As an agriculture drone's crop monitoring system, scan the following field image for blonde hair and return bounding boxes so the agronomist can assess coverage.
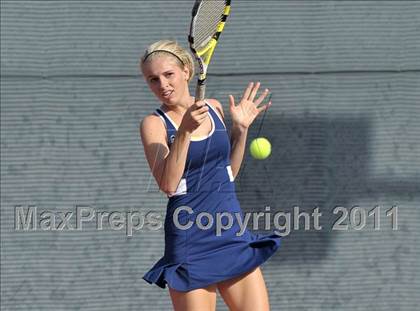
[140,40,195,82]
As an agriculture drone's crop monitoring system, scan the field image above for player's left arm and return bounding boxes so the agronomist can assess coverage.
[207,98,248,180]
[229,122,248,180]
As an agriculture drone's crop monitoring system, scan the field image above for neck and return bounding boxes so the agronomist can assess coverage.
[162,93,195,115]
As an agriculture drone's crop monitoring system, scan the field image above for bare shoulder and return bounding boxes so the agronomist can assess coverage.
[206,98,225,119]
[140,113,164,130]
[139,113,166,142]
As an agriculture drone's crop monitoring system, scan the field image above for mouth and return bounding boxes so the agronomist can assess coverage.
[161,90,174,98]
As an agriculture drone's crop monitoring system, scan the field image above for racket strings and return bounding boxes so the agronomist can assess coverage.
[192,0,227,49]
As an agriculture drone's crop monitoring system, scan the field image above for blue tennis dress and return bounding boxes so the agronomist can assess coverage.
[142,101,281,292]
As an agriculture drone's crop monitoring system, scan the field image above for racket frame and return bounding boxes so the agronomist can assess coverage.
[188,0,231,102]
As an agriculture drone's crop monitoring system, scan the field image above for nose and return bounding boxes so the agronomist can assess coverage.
[158,77,170,90]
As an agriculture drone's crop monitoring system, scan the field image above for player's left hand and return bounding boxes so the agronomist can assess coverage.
[229,81,272,130]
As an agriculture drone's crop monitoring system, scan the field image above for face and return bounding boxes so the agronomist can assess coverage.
[141,55,190,105]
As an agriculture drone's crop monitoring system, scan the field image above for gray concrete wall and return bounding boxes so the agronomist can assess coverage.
[1,1,419,310]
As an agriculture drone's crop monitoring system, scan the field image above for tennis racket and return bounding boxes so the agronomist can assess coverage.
[188,0,231,102]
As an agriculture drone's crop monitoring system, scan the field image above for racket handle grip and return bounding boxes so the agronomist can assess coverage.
[195,83,205,102]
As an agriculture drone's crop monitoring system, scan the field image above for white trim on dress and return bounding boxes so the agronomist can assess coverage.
[206,101,227,129]
[158,102,215,141]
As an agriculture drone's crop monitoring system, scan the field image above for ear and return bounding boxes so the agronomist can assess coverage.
[183,66,190,81]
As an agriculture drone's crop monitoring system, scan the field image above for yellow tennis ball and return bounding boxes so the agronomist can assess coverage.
[250,137,271,160]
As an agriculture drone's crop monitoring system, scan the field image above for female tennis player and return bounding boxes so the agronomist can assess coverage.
[139,39,281,311]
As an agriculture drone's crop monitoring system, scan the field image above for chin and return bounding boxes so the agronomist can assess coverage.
[165,96,179,105]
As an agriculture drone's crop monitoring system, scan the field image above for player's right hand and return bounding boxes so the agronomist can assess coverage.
[179,100,209,134]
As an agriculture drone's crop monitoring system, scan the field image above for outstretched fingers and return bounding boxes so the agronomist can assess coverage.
[240,82,254,102]
[228,94,235,108]
[255,88,270,107]
[257,100,272,114]
[248,81,261,102]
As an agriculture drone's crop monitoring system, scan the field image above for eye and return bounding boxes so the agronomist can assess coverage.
[149,77,158,83]
[165,72,174,78]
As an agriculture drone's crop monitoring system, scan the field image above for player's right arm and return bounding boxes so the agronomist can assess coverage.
[139,115,189,195]
[139,101,208,195]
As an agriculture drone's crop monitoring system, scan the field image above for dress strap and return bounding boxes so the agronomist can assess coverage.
[154,109,177,146]
[155,109,177,131]
[205,102,226,130]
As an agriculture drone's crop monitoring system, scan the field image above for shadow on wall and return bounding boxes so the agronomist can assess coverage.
[232,116,419,262]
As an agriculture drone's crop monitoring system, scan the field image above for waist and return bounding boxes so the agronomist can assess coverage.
[168,180,236,208]
[167,163,235,200]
